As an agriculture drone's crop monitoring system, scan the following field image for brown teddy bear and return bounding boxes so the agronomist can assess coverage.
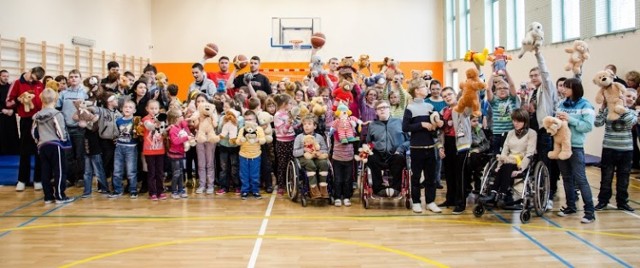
[564,40,590,75]
[408,70,423,90]
[542,116,572,160]
[196,102,220,144]
[72,100,99,128]
[303,134,328,160]
[309,96,327,117]
[17,91,36,113]
[219,112,239,144]
[357,54,370,70]
[46,80,59,92]
[454,68,486,117]
[594,70,626,121]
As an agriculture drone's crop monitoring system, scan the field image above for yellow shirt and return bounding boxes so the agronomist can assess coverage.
[236,125,266,159]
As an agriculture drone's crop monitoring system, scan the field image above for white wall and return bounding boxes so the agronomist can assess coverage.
[0,0,152,59]
[150,0,443,63]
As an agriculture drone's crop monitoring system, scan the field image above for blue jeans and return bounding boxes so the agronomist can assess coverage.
[599,148,632,205]
[556,147,594,213]
[240,156,261,194]
[113,144,138,194]
[83,154,108,195]
[170,158,185,194]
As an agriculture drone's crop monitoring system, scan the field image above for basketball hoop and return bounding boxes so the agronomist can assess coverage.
[289,39,303,50]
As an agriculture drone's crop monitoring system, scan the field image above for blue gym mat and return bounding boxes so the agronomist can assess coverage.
[0,155,34,185]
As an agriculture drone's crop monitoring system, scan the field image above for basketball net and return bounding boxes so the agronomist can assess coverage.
[289,39,303,50]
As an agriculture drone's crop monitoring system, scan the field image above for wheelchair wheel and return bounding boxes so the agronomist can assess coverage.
[479,158,499,197]
[473,204,485,217]
[520,209,531,223]
[286,160,298,201]
[533,161,550,216]
[300,193,308,207]
[405,197,411,209]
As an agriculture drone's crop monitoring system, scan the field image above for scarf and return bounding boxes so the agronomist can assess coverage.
[514,127,528,139]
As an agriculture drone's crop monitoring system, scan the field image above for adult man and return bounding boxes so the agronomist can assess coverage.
[188,63,216,98]
[227,56,272,95]
[0,70,19,155]
[205,56,232,96]
[5,66,45,191]
[56,69,89,187]
[101,61,120,84]
[366,100,409,198]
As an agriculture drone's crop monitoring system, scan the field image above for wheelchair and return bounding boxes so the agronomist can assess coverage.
[358,153,412,210]
[285,157,334,207]
[473,154,550,223]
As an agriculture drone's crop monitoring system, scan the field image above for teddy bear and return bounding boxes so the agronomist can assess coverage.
[542,116,572,160]
[133,116,145,138]
[430,111,444,128]
[463,48,489,66]
[496,154,524,168]
[284,81,296,97]
[454,68,487,117]
[353,143,374,163]
[357,54,370,70]
[219,112,239,144]
[46,79,59,92]
[83,76,104,104]
[309,55,327,78]
[408,70,423,90]
[564,40,590,75]
[383,58,401,82]
[518,21,544,59]
[236,121,265,145]
[594,69,627,121]
[487,46,512,76]
[256,111,274,143]
[422,70,434,81]
[309,96,327,117]
[364,74,386,87]
[333,80,355,109]
[72,99,99,128]
[298,102,310,118]
[332,103,361,144]
[303,134,328,160]
[17,91,35,113]
[195,102,220,144]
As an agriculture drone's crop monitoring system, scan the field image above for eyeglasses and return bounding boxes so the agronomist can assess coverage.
[376,106,390,110]
[496,87,509,91]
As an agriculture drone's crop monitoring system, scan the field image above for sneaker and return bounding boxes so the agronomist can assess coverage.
[150,195,159,201]
[266,186,274,194]
[206,188,214,194]
[195,187,205,194]
[334,199,342,207]
[376,189,388,197]
[81,194,91,199]
[253,193,263,200]
[44,200,54,204]
[343,199,352,207]
[412,203,423,213]
[235,188,241,196]
[34,182,43,191]
[16,182,25,192]
[55,197,75,204]
[277,188,284,196]
[426,202,442,213]
[159,193,168,200]
[581,213,596,224]
[595,202,608,211]
[617,203,635,212]
[436,183,444,189]
[546,200,554,211]
[386,188,398,198]
[97,189,109,194]
[180,191,188,198]
[241,192,249,200]
[215,188,227,195]
[130,193,138,199]
[557,207,577,217]
[171,193,180,199]
[108,193,123,198]
[452,206,465,215]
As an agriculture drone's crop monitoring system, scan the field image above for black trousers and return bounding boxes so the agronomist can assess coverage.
[410,148,437,204]
[444,136,467,209]
[0,113,19,155]
[18,117,41,184]
[65,127,85,184]
[368,151,404,194]
[40,143,67,201]
[332,160,353,199]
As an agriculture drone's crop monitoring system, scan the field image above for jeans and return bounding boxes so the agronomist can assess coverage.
[113,144,138,194]
[411,148,436,204]
[83,154,108,195]
[598,148,632,205]
[332,160,353,199]
[170,158,185,194]
[65,127,86,184]
[557,147,594,213]
[240,156,261,194]
[218,146,240,190]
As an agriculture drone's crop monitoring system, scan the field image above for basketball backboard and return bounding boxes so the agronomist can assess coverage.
[271,17,321,49]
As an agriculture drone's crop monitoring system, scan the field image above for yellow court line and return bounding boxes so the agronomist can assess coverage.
[2,214,639,240]
[58,234,449,268]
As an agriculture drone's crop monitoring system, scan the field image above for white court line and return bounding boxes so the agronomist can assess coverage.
[247,193,277,268]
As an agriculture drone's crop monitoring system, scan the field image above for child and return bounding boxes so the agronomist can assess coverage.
[332,127,354,207]
[93,92,122,188]
[486,71,518,154]
[216,99,242,195]
[193,94,217,194]
[359,88,379,139]
[250,97,274,193]
[388,90,404,118]
[479,109,536,208]
[81,115,108,198]
[273,94,297,195]
[464,115,490,197]
[109,100,139,198]
[317,87,334,135]
[236,110,266,199]
[425,80,446,189]
[167,108,192,199]
[32,88,74,204]
[142,100,167,200]
[292,115,330,199]
[167,84,182,111]
[594,101,637,212]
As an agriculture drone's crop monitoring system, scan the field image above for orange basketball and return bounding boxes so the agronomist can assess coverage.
[311,32,326,48]
[204,43,218,58]
[233,54,249,69]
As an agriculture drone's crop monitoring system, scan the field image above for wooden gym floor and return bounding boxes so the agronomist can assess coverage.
[0,166,639,268]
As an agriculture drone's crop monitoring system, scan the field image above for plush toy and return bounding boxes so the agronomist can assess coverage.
[364,74,386,87]
[46,80,59,92]
[333,80,355,108]
[594,70,627,121]
[83,76,103,103]
[542,116,572,160]
[357,54,370,70]
[303,134,328,160]
[353,143,374,163]
[332,103,361,144]
[219,112,239,144]
[284,81,296,97]
[422,70,434,81]
[408,70,423,90]
[487,46,512,76]
[298,102,310,118]
[455,68,487,117]
[257,111,274,143]
[17,91,35,113]
[236,121,265,145]
[309,96,327,117]
[133,116,144,138]
[309,55,327,78]
[518,21,544,59]
[383,58,401,81]
[463,48,489,66]
[564,40,590,75]
[430,111,444,128]
[72,99,99,128]
[497,154,524,168]
[195,102,220,144]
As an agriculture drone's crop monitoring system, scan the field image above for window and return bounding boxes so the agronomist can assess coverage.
[596,0,636,34]
[446,0,456,61]
[488,0,500,49]
[552,0,580,42]
[459,0,470,58]
[451,69,459,93]
[506,0,525,49]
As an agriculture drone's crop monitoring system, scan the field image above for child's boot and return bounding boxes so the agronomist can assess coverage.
[310,184,321,199]
[319,182,329,198]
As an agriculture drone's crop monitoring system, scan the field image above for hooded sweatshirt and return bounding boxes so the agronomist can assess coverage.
[32,107,68,148]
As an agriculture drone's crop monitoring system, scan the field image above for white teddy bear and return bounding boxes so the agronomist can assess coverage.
[518,21,544,59]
